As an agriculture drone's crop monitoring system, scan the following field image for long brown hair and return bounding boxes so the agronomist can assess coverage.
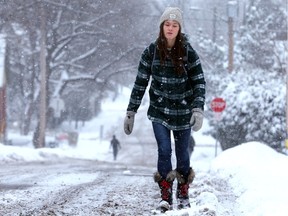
[157,22,185,75]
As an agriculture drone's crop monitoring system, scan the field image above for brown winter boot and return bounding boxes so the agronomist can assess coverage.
[153,170,176,212]
[176,167,195,209]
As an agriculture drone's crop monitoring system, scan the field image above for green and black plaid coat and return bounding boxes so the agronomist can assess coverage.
[127,38,206,131]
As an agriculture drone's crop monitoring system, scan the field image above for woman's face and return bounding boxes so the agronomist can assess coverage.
[163,20,180,41]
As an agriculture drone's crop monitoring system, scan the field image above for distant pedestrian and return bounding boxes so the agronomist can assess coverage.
[188,135,195,158]
[110,135,121,161]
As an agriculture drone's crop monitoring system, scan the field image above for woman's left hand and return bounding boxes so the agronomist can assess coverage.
[190,108,204,131]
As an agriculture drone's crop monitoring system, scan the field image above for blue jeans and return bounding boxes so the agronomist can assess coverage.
[152,122,191,179]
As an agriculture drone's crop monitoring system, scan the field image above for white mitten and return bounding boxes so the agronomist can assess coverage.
[190,108,204,132]
[124,111,136,135]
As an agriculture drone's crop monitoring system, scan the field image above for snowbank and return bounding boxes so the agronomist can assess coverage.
[211,142,288,216]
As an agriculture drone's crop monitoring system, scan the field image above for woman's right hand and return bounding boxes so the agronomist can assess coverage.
[124,111,136,135]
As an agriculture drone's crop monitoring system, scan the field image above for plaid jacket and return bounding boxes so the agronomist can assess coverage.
[127,39,206,130]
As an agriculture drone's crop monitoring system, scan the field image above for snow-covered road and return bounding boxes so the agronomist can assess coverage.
[0,141,239,216]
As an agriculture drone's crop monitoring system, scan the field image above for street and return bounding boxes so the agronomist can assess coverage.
[0,158,157,215]
[0,141,238,216]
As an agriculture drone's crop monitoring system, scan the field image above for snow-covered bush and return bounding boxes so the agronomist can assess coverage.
[204,0,286,151]
[208,69,285,151]
[237,0,287,72]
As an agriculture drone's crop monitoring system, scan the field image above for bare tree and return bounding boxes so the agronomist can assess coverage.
[0,0,159,147]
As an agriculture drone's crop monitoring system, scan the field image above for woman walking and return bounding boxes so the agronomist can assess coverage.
[124,7,206,212]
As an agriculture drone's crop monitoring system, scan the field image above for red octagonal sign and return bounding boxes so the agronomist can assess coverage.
[211,97,226,113]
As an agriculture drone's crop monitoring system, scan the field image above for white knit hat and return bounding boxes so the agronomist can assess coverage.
[159,7,183,27]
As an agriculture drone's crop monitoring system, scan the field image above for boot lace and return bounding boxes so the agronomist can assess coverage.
[159,180,172,203]
[177,183,189,198]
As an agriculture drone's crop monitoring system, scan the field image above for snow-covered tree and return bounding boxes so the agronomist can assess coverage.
[0,1,148,141]
[206,0,287,151]
[237,0,286,72]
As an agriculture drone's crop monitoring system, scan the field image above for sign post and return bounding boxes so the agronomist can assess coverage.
[0,35,6,144]
[211,97,226,156]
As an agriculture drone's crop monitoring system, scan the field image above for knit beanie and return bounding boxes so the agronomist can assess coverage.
[159,7,183,27]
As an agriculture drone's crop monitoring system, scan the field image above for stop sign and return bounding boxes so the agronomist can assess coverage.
[211,97,226,112]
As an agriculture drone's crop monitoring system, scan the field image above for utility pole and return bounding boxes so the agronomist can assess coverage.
[0,35,6,144]
[286,0,288,149]
[228,16,234,73]
[212,7,217,43]
[227,1,238,73]
[38,3,47,148]
[286,47,288,149]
